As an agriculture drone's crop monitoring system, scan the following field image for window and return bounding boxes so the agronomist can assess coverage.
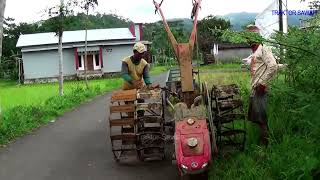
[95,54,100,66]
[78,55,82,67]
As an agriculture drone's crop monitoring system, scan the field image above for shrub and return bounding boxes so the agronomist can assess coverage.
[210,15,320,180]
[0,106,46,143]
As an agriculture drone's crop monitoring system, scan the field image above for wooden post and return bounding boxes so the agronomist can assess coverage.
[84,4,89,89]
[18,58,21,85]
[278,0,286,63]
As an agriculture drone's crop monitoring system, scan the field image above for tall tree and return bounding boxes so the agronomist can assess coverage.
[83,0,98,89]
[75,0,98,89]
[143,21,189,64]
[198,15,231,54]
[48,0,74,96]
[58,0,64,96]
[0,0,6,61]
[307,0,320,10]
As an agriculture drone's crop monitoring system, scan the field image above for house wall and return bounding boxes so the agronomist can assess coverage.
[102,45,133,73]
[22,49,76,80]
[21,43,144,82]
[215,48,251,63]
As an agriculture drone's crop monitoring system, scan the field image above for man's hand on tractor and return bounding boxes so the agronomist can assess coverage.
[146,83,160,90]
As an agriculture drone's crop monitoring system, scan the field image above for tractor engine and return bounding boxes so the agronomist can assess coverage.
[175,117,211,175]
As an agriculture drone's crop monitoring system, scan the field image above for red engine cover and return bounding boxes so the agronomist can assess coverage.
[175,118,211,175]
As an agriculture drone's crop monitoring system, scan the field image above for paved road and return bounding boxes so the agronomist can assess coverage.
[0,73,179,180]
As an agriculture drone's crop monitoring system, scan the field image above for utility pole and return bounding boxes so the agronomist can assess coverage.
[0,0,7,62]
[278,0,289,63]
[279,0,283,33]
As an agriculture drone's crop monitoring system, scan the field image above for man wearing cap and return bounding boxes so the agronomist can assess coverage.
[121,42,152,90]
[246,24,286,146]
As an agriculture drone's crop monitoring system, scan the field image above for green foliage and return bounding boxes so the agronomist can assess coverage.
[221,29,264,44]
[272,27,320,92]
[208,15,320,180]
[31,13,130,34]
[0,106,46,142]
[0,56,18,79]
[221,18,320,93]
[303,0,320,10]
[198,15,231,54]
[200,64,320,179]
[143,21,190,64]
[3,18,41,57]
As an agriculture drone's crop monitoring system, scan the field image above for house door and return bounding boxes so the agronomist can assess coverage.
[86,55,94,71]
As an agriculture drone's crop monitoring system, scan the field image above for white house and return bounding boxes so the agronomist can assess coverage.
[16,23,151,83]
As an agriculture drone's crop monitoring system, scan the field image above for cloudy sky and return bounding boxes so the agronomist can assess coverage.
[4,0,311,23]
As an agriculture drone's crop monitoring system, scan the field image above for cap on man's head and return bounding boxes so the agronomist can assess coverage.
[246,24,260,33]
[133,42,146,53]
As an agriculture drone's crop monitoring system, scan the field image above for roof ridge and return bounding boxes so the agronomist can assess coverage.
[20,27,130,36]
[17,28,136,47]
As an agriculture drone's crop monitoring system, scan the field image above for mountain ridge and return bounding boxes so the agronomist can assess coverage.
[164,12,310,31]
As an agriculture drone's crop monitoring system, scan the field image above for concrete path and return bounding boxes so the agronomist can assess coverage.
[0,73,179,180]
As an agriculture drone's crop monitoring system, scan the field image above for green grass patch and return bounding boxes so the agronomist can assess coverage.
[200,71,250,89]
[0,78,122,145]
[150,65,168,76]
[0,78,121,111]
[200,63,243,70]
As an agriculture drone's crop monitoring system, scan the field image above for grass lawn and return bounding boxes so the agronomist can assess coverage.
[198,63,251,98]
[0,78,122,111]
[150,65,168,76]
[200,63,243,70]
[0,65,167,111]
[200,71,250,89]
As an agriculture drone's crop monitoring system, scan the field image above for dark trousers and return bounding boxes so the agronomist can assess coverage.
[248,90,269,146]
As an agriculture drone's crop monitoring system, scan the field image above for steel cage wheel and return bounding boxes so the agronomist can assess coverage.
[202,82,218,155]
